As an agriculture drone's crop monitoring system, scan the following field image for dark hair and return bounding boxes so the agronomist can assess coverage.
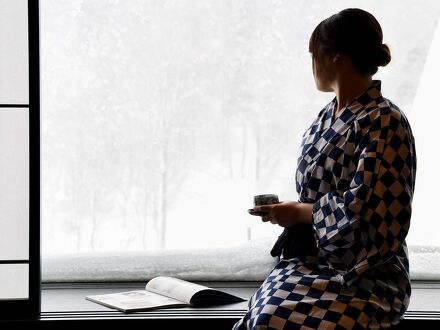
[309,8,391,75]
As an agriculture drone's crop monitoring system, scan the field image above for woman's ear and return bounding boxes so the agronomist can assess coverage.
[332,52,342,64]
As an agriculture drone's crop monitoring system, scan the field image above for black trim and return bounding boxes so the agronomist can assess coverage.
[0,0,40,320]
[0,260,29,264]
[28,0,41,319]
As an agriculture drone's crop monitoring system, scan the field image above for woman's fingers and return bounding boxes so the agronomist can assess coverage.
[251,204,279,224]
[253,205,272,213]
[262,216,278,224]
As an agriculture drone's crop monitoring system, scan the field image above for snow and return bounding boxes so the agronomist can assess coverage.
[42,239,440,282]
[42,237,279,282]
[409,246,440,281]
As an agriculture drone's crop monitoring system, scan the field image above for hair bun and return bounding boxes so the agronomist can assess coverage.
[375,43,391,67]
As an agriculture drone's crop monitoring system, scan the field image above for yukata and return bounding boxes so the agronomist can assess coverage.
[233,80,416,330]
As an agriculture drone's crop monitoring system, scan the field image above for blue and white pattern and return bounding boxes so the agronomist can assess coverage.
[233,80,416,329]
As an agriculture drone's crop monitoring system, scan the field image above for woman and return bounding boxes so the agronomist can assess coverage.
[233,8,416,330]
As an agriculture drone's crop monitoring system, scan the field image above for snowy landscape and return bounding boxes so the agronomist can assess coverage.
[40,0,440,280]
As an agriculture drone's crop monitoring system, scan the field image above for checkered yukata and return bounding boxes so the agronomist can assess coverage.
[233,80,416,329]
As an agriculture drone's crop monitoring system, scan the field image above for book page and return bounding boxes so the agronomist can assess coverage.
[86,290,189,312]
[145,276,211,304]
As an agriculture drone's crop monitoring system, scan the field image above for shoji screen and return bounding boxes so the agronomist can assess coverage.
[0,0,40,319]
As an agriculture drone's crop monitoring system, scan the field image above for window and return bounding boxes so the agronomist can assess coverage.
[41,0,440,281]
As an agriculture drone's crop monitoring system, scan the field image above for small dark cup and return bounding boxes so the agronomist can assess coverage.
[253,194,279,206]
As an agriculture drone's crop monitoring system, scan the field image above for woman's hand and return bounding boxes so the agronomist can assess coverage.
[249,201,313,227]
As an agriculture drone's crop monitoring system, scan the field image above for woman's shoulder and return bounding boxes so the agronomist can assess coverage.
[355,97,412,133]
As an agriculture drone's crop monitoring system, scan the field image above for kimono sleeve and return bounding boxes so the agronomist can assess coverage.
[311,110,416,285]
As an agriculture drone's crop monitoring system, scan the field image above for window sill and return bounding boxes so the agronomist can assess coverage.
[1,281,440,329]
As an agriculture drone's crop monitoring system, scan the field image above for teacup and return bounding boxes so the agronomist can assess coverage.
[253,194,279,206]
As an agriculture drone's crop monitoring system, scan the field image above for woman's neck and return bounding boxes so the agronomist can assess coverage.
[333,75,372,114]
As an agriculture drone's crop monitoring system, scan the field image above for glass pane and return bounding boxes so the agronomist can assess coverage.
[0,264,29,299]
[0,108,29,260]
[0,0,29,104]
[406,19,440,247]
[40,0,440,280]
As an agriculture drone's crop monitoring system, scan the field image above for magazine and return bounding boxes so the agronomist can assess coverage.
[86,276,247,312]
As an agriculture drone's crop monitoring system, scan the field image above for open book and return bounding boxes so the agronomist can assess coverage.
[86,276,247,312]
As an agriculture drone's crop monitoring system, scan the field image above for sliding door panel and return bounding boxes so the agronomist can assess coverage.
[0,108,29,260]
[0,0,29,104]
[0,265,29,299]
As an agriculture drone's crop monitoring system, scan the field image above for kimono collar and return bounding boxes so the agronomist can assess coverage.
[330,80,382,123]
[354,80,382,107]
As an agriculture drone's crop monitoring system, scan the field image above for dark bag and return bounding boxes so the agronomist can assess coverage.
[270,223,318,259]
